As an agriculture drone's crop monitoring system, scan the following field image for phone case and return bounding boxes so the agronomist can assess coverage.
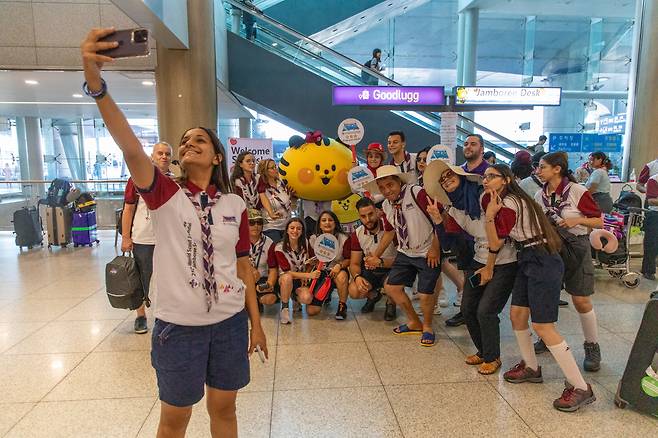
[98,29,150,59]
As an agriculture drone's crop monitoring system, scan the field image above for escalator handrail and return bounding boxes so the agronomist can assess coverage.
[458,114,524,150]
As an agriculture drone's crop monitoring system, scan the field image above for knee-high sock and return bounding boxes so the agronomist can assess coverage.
[547,341,588,391]
[514,329,538,371]
[578,310,599,343]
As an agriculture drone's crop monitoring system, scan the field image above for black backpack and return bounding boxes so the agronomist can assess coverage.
[45,178,72,206]
[105,254,145,310]
[614,184,642,212]
[361,59,372,82]
[75,192,96,212]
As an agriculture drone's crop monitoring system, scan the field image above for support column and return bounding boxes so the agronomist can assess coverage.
[15,118,30,197]
[156,0,217,156]
[24,117,45,196]
[462,8,479,86]
[238,117,252,138]
[456,12,465,86]
[231,7,241,34]
[625,0,658,178]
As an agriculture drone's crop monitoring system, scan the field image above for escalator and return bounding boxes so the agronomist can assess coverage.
[224,0,527,161]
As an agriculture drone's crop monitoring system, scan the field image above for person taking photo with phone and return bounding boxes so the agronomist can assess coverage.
[81,27,267,438]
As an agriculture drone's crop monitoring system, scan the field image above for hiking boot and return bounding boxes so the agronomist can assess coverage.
[553,382,596,412]
[503,360,543,384]
[445,312,465,327]
[280,307,291,325]
[534,338,549,354]
[583,342,602,372]
[361,292,382,313]
[335,301,347,320]
[134,316,148,334]
[384,301,397,321]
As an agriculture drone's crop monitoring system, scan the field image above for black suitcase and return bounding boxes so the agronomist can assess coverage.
[12,207,43,249]
[615,297,658,417]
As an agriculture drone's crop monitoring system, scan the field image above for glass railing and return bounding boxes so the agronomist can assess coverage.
[222,0,525,160]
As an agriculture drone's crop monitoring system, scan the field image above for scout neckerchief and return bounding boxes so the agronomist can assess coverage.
[240,175,259,209]
[249,237,266,269]
[390,151,413,173]
[541,176,573,217]
[286,242,306,272]
[392,186,409,249]
[181,185,221,312]
[267,180,291,212]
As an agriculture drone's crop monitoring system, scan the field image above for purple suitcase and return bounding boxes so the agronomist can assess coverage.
[72,210,99,247]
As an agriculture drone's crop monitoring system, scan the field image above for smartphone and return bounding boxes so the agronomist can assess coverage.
[99,28,150,59]
[468,273,481,288]
[255,345,266,363]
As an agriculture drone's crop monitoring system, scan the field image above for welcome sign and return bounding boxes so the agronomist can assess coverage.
[333,86,446,106]
[454,86,562,106]
[226,138,273,167]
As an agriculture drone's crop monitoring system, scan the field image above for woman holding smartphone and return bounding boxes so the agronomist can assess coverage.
[81,28,267,437]
[482,164,595,412]
[257,158,293,243]
[424,160,517,375]
[275,218,320,324]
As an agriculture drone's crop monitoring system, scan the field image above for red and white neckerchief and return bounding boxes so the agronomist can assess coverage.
[240,175,259,209]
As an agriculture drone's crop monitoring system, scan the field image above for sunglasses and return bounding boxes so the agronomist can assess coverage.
[249,220,263,226]
[439,170,456,184]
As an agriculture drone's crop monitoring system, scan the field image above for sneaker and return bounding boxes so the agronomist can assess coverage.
[134,316,148,334]
[335,301,347,320]
[433,302,442,315]
[559,299,569,307]
[361,292,382,313]
[553,382,596,412]
[534,338,549,354]
[453,289,463,307]
[384,300,397,321]
[583,342,602,372]
[503,360,543,384]
[280,307,291,325]
[293,300,302,313]
[438,289,449,307]
[445,312,465,327]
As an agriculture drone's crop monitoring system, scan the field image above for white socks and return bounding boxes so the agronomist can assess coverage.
[514,329,538,371]
[547,341,588,391]
[578,310,599,344]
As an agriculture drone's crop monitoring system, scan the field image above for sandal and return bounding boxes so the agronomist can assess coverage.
[420,331,436,347]
[393,324,422,335]
[465,354,484,365]
[478,358,502,375]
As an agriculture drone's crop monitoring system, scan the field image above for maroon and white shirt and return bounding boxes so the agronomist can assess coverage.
[639,159,658,185]
[257,178,292,232]
[483,193,538,243]
[535,180,601,236]
[350,220,397,260]
[233,174,260,210]
[138,168,250,326]
[124,178,155,245]
[382,184,434,258]
[249,235,277,279]
[274,240,314,274]
[389,151,417,174]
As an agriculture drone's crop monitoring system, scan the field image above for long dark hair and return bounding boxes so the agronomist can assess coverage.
[282,217,308,255]
[314,210,346,238]
[541,152,577,183]
[590,151,612,170]
[177,127,230,194]
[230,151,254,188]
[490,164,561,254]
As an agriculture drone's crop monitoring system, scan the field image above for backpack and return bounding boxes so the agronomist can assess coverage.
[361,59,372,82]
[75,192,96,212]
[105,254,145,310]
[45,178,73,207]
[614,184,642,212]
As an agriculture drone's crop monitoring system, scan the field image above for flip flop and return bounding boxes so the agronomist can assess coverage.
[420,331,436,347]
[393,324,422,335]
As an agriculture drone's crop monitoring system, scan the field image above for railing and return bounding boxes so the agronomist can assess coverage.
[223,0,527,160]
[0,179,127,204]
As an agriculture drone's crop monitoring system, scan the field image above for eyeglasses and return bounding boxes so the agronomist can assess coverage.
[483,173,504,181]
[249,220,263,226]
[439,170,456,184]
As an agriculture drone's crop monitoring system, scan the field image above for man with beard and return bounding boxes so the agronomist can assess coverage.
[348,197,398,320]
[461,134,489,176]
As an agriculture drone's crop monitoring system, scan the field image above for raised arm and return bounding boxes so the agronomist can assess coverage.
[80,28,153,188]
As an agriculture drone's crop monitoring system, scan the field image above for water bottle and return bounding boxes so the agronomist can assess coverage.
[629,168,636,182]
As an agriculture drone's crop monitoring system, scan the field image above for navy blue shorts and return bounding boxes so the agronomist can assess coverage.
[151,310,250,407]
[387,252,441,294]
[511,247,564,324]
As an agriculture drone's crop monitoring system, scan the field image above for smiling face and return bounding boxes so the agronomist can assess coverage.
[151,142,172,172]
[318,212,336,234]
[387,134,404,156]
[286,220,303,242]
[367,151,383,169]
[240,153,256,174]
[179,128,220,170]
[376,176,402,202]
[439,168,460,193]
[463,136,483,162]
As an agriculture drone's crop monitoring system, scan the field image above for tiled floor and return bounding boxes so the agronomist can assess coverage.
[0,230,657,437]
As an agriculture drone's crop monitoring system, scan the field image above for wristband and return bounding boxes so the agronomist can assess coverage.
[378,258,384,267]
[488,248,500,254]
[353,274,362,281]
[83,78,107,100]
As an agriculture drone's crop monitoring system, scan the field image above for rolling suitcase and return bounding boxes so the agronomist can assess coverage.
[72,210,99,247]
[45,206,72,248]
[12,207,43,249]
[615,297,658,417]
